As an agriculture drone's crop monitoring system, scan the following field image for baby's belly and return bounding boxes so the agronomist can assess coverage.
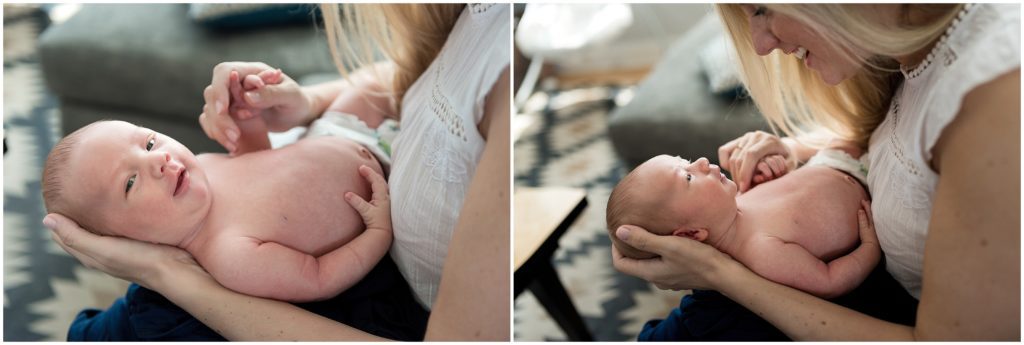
[747,166,868,260]
[218,140,372,256]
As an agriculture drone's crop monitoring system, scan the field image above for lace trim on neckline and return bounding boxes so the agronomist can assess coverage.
[900,4,975,79]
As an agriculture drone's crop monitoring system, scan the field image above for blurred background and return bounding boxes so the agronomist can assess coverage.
[2,3,347,340]
[512,3,769,341]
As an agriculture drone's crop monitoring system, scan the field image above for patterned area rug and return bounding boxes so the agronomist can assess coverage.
[3,5,132,340]
[513,85,686,341]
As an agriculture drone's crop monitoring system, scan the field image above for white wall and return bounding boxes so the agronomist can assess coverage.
[544,4,714,75]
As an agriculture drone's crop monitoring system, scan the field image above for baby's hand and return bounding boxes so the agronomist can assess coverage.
[345,165,392,233]
[231,69,283,120]
[750,154,789,187]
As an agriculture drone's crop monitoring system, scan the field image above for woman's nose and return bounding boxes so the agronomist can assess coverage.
[750,18,780,56]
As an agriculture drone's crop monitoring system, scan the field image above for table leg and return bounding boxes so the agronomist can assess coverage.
[529,262,594,341]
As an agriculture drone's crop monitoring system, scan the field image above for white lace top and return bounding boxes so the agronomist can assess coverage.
[387,3,510,309]
[866,3,1020,299]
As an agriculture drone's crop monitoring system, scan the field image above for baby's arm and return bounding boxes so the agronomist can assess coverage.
[744,231,880,299]
[202,226,392,302]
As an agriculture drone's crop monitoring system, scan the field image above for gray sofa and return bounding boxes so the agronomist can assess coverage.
[38,4,340,154]
[607,14,769,168]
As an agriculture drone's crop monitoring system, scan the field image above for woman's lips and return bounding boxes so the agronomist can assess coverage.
[795,46,807,59]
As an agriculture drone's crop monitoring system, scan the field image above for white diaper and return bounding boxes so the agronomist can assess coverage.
[804,149,869,186]
[304,111,399,173]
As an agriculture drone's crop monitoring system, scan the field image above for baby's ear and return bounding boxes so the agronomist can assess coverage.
[671,227,708,242]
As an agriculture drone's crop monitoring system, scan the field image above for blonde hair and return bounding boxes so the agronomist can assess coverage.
[715,4,963,148]
[320,4,465,117]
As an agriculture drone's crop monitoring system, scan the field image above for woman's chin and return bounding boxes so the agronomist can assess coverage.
[820,73,845,86]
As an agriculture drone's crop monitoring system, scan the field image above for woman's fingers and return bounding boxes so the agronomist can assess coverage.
[615,225,674,257]
[200,82,240,153]
[610,244,661,281]
[718,137,742,171]
[50,231,103,269]
[45,213,98,253]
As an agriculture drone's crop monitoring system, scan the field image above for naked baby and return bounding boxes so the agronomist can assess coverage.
[41,116,389,302]
[607,148,879,298]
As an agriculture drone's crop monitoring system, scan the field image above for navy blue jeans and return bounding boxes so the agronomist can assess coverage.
[68,256,428,341]
[638,260,919,341]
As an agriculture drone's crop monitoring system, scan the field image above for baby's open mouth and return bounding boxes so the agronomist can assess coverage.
[173,168,186,196]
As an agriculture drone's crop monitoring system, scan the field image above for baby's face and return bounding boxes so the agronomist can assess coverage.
[633,155,738,223]
[65,121,212,244]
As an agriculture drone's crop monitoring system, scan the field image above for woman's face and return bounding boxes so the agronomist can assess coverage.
[741,4,862,85]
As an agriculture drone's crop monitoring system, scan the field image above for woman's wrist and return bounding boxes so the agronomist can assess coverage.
[299,87,321,127]
[704,252,751,291]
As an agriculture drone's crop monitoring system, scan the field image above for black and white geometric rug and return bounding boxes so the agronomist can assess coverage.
[3,5,132,341]
[513,85,685,341]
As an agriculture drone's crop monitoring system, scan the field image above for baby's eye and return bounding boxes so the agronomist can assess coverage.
[686,173,693,182]
[146,137,155,151]
[126,175,136,194]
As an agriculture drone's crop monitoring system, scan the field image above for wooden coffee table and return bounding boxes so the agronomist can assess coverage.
[514,187,592,341]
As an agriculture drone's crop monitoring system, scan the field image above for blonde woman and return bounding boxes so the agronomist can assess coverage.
[44,3,509,341]
[613,3,1019,340]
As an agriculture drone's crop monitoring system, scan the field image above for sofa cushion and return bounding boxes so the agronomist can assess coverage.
[189,4,319,30]
[607,13,769,168]
[38,4,338,125]
[698,32,743,94]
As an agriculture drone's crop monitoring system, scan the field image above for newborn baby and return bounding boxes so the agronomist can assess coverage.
[41,119,388,302]
[607,148,878,298]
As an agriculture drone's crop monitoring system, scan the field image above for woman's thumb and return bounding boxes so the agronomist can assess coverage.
[616,225,662,255]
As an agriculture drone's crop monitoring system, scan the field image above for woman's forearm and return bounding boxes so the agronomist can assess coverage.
[302,61,396,127]
[713,260,916,340]
[153,264,387,341]
[425,68,511,341]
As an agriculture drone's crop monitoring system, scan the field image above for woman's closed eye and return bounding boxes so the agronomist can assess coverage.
[753,6,767,16]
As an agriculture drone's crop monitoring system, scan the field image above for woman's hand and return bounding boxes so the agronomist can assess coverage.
[611,225,739,291]
[42,213,212,290]
[199,62,313,154]
[344,165,392,233]
[718,130,798,192]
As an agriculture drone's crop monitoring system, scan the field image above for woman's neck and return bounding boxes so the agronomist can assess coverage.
[892,4,963,67]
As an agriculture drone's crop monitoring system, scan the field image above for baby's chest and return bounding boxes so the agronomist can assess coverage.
[213,160,365,256]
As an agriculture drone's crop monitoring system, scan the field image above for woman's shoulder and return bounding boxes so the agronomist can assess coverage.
[907,4,1019,157]
[934,4,1019,90]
